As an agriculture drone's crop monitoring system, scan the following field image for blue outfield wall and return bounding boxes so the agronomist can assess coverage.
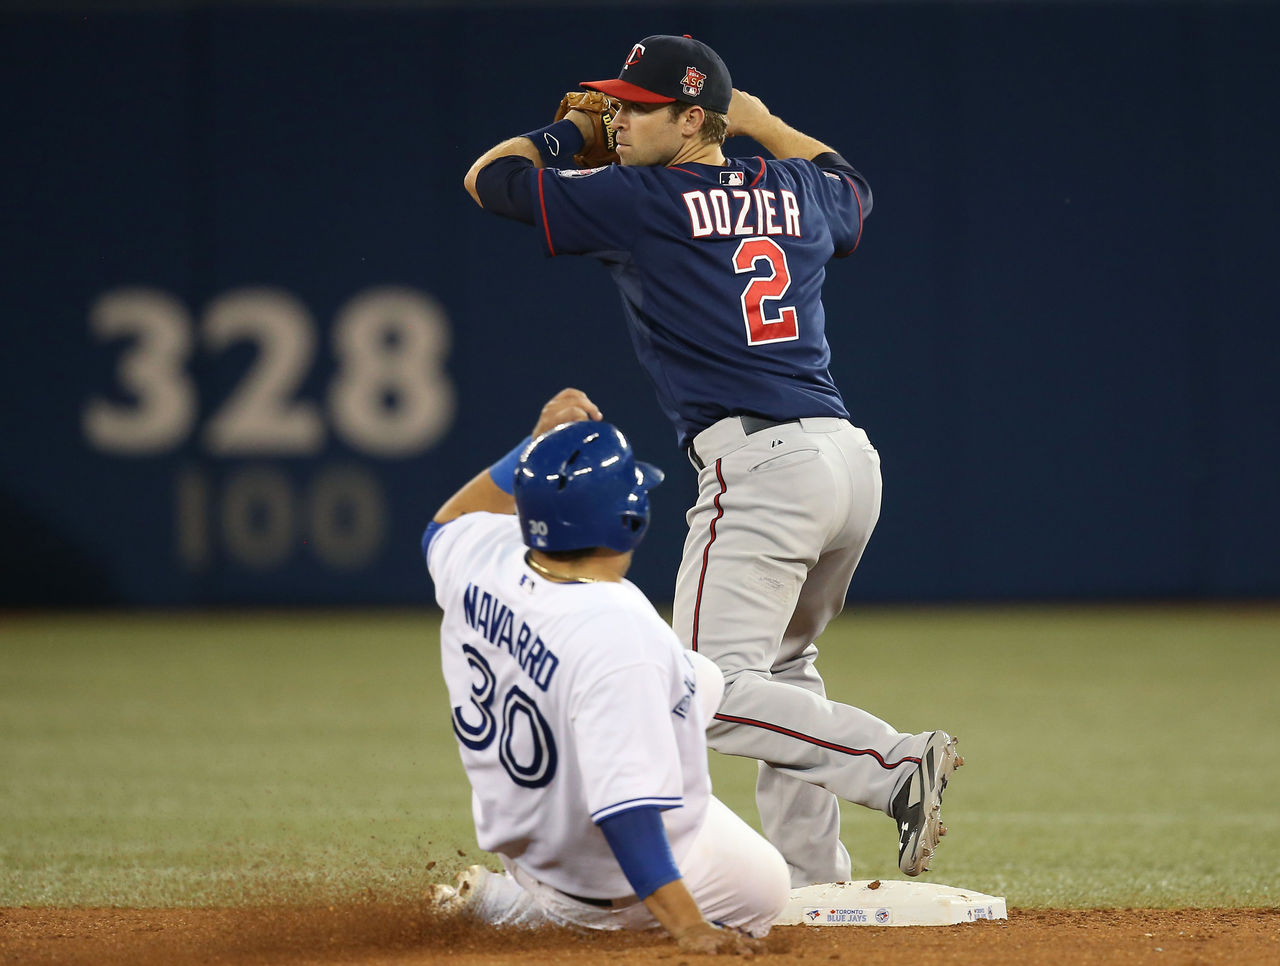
[1,2,1277,606]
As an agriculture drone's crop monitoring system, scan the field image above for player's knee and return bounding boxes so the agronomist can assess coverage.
[744,843,791,936]
[761,842,791,919]
[685,650,725,720]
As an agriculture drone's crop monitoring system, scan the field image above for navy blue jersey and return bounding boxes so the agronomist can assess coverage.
[485,154,870,448]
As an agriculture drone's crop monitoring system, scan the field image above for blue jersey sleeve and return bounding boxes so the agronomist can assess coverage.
[531,165,640,258]
[474,157,537,224]
[809,153,872,257]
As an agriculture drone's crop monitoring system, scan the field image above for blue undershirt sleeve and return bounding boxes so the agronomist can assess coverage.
[597,805,682,900]
[475,156,537,224]
[420,520,446,558]
[487,435,533,495]
[811,150,858,176]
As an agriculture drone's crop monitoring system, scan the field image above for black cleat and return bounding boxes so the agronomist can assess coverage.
[891,732,963,876]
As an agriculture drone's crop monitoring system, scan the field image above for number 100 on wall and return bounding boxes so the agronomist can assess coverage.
[176,464,386,572]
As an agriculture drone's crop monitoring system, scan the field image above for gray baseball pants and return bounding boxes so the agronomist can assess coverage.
[672,415,929,887]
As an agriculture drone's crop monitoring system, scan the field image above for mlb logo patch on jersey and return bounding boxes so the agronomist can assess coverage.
[720,170,745,186]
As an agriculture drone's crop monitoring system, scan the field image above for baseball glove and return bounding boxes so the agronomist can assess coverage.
[553,91,621,168]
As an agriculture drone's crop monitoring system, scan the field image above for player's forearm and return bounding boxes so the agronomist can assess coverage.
[431,430,528,524]
[433,468,515,524]
[728,89,837,161]
[747,114,837,161]
[644,880,765,955]
[463,108,601,207]
[643,879,714,940]
[464,136,543,206]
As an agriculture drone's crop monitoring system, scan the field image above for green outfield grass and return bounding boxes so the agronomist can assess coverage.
[2,606,1277,909]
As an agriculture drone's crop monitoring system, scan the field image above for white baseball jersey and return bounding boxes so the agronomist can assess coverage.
[427,511,712,899]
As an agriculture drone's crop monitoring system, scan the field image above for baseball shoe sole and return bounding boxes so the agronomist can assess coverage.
[891,731,963,877]
[427,864,490,916]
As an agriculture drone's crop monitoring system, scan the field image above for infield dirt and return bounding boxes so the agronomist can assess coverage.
[2,906,1278,965]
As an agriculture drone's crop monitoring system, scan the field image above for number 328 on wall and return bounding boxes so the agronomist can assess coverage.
[83,286,455,457]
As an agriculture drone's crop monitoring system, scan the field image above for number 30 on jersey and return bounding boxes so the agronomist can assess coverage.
[452,645,558,788]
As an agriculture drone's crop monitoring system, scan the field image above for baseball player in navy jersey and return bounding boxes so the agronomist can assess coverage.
[462,36,962,888]
[423,388,788,953]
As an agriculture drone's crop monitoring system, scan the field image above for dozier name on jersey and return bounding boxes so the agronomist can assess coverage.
[682,188,802,239]
[462,583,560,692]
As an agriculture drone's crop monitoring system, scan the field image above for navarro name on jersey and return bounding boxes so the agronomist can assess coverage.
[462,583,560,692]
[681,188,802,240]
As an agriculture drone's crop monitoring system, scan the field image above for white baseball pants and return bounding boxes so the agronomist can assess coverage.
[466,796,788,937]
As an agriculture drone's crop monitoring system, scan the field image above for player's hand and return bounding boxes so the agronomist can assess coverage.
[726,89,773,139]
[672,921,766,956]
[553,91,621,168]
[532,388,603,438]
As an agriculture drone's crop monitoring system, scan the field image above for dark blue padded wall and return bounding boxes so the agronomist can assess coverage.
[1,3,1276,605]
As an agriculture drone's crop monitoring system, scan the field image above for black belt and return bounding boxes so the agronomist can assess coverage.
[687,416,801,470]
[558,890,624,908]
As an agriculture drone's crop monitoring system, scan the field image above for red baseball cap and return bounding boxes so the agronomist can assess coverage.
[581,35,732,114]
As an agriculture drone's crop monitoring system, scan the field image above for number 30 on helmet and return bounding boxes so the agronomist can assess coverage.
[513,422,664,553]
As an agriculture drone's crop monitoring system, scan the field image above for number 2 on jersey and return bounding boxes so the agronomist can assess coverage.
[734,237,799,345]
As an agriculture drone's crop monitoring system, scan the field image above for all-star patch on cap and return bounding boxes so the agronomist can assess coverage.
[582,34,732,114]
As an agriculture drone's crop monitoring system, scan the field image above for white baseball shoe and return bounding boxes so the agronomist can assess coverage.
[428,864,549,927]
[890,732,963,876]
[427,881,458,905]
[427,865,478,914]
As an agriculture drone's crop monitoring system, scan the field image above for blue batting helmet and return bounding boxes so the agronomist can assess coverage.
[514,421,664,553]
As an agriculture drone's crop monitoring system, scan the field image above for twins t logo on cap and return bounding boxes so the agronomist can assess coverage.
[624,43,646,69]
[681,66,707,97]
